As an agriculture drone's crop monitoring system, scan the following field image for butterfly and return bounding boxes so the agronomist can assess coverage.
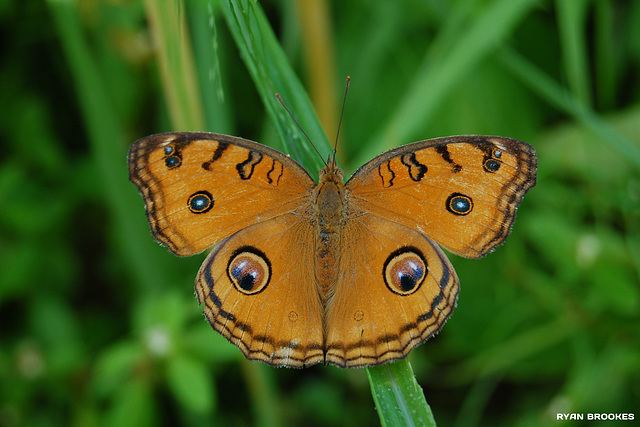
[128,132,537,368]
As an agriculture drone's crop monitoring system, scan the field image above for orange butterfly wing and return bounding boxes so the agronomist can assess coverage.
[346,136,537,258]
[318,136,536,367]
[130,132,324,367]
[195,213,325,367]
[128,132,315,256]
[324,215,459,367]
[130,132,537,368]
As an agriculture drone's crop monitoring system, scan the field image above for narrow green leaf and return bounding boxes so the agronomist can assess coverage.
[46,0,170,292]
[367,359,436,427]
[185,0,233,132]
[556,0,592,107]
[219,0,329,176]
[354,0,539,167]
[241,361,284,427]
[593,0,617,110]
[498,47,640,169]
[143,0,205,130]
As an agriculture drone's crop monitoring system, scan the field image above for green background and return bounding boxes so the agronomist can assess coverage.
[1,0,639,426]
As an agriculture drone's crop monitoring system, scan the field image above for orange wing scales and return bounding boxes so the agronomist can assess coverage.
[196,254,325,367]
[323,216,460,367]
[434,145,463,172]
[201,141,230,170]
[324,266,459,367]
[400,153,429,181]
[194,215,326,368]
[348,136,537,258]
[266,159,284,186]
[129,132,315,256]
[377,161,395,188]
[236,151,263,180]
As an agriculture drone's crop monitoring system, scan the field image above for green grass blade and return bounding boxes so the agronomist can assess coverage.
[47,0,169,292]
[219,0,329,176]
[556,0,592,106]
[367,359,437,427]
[294,0,339,141]
[144,0,205,130]
[353,0,539,167]
[185,0,233,132]
[241,361,284,427]
[593,0,617,110]
[498,47,640,169]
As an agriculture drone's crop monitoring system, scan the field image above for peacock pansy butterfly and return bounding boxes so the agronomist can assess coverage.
[128,131,537,368]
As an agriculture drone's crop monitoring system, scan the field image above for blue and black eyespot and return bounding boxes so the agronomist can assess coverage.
[163,144,182,169]
[483,148,503,173]
[483,159,501,172]
[188,191,214,214]
[165,155,182,169]
[446,192,473,216]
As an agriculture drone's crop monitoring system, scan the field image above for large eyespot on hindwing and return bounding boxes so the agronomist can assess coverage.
[446,192,473,216]
[227,247,271,295]
[383,247,428,296]
[187,191,214,214]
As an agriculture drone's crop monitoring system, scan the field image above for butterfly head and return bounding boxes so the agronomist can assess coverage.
[318,160,344,185]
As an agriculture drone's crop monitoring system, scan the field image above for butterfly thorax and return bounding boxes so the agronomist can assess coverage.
[313,163,346,302]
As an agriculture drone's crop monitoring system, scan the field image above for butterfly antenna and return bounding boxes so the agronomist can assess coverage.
[275,93,327,166]
[333,76,350,165]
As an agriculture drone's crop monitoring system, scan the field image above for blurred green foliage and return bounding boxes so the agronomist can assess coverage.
[1,0,639,426]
